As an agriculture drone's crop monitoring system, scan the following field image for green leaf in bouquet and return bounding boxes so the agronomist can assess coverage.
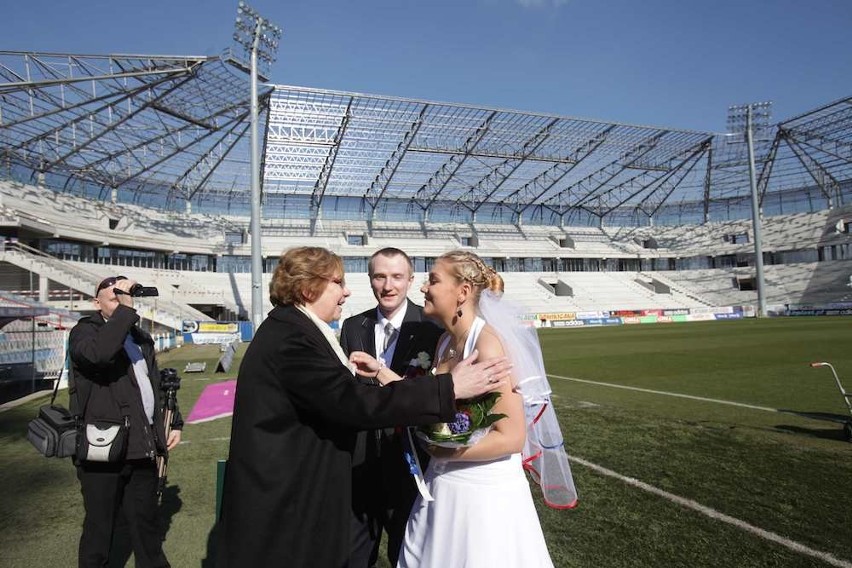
[463,391,502,406]
[481,412,508,428]
[467,403,485,427]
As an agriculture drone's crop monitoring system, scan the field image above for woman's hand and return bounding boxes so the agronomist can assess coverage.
[348,351,380,376]
[449,349,511,400]
[349,351,403,385]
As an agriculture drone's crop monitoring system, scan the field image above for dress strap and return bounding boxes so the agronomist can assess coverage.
[463,317,486,358]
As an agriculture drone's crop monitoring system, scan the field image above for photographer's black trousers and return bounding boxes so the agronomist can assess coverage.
[76,459,170,568]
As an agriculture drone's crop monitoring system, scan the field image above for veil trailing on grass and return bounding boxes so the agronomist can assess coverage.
[479,289,578,509]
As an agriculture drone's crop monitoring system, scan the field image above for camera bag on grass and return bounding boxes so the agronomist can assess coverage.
[27,403,77,458]
[27,359,77,458]
[76,381,131,463]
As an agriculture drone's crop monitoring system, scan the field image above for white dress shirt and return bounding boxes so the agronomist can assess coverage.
[375,303,408,367]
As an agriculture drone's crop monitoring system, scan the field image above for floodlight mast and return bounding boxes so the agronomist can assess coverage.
[233,2,282,332]
[728,102,772,318]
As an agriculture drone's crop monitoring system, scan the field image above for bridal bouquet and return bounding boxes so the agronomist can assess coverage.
[416,392,506,448]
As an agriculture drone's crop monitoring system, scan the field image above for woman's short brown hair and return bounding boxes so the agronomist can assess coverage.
[269,247,344,307]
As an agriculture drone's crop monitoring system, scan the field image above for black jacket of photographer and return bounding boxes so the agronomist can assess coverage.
[69,304,182,461]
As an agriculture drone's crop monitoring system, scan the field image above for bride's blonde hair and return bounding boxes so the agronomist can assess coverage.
[437,250,503,303]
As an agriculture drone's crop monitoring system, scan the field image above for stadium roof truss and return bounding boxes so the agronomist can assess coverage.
[771,97,852,208]
[1,50,850,226]
[707,96,852,219]
[0,50,269,210]
[263,86,718,225]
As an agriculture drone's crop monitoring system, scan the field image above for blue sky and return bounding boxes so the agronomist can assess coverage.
[4,0,851,133]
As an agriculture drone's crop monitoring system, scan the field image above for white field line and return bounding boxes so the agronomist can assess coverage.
[185,412,233,425]
[570,455,852,568]
[548,374,780,413]
[178,436,231,445]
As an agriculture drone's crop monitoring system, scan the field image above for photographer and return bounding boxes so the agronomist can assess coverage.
[69,275,183,568]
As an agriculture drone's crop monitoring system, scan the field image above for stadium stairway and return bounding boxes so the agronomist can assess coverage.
[73,264,244,321]
[637,271,717,307]
[0,243,209,331]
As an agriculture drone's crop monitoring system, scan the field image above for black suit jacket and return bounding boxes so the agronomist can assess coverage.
[340,300,443,378]
[340,301,444,515]
[218,305,455,568]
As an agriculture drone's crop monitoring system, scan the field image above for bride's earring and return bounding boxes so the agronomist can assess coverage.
[456,305,463,318]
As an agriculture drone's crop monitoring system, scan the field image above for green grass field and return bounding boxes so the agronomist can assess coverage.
[2,317,851,567]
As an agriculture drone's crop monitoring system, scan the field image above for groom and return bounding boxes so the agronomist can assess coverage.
[340,248,443,568]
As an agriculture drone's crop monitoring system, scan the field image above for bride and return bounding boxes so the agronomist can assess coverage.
[349,250,577,567]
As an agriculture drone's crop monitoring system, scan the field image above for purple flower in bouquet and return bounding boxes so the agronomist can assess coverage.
[417,392,507,447]
[448,411,472,434]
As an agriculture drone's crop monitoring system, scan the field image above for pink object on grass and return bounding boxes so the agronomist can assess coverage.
[186,379,237,424]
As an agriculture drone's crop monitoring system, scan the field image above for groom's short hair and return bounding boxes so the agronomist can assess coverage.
[368,247,414,277]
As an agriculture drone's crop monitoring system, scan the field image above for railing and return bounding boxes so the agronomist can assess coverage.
[4,241,100,283]
[0,243,206,330]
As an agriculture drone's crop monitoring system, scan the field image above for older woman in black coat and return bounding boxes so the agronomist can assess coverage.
[218,247,509,567]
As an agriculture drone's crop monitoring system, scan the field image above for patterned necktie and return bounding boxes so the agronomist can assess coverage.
[383,322,397,354]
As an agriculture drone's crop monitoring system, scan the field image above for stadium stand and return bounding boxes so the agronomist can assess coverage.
[0,292,78,403]
[2,179,851,321]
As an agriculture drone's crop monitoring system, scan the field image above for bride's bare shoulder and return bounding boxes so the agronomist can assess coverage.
[474,324,505,358]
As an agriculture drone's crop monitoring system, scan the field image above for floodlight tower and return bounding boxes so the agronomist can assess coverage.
[233,1,282,332]
[727,102,772,318]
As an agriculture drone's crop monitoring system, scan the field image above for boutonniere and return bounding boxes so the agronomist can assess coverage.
[410,351,431,370]
[404,351,432,377]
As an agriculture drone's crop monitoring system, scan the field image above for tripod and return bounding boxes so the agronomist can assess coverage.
[157,383,178,498]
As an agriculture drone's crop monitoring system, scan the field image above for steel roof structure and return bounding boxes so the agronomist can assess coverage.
[1,50,850,226]
[263,86,717,225]
[0,50,269,211]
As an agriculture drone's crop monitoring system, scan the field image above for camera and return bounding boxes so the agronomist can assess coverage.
[130,284,159,297]
[116,284,159,297]
[159,368,181,392]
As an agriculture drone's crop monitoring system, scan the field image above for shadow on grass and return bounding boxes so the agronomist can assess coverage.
[776,409,851,441]
[160,484,183,543]
[201,520,219,568]
[774,423,850,441]
[779,409,851,423]
[107,483,183,567]
[774,410,851,441]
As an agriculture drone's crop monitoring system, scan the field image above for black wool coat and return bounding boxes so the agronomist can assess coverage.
[217,305,456,568]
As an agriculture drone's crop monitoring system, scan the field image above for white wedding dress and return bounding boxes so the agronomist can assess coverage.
[397,317,554,568]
